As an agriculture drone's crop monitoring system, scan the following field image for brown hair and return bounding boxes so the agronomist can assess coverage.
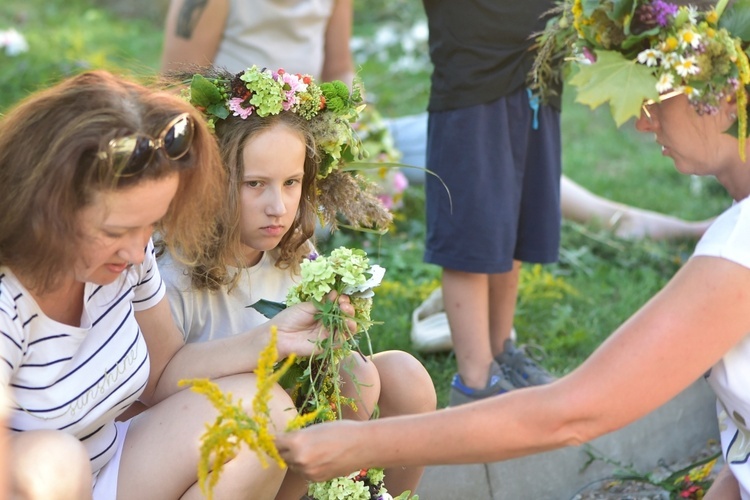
[0,70,225,293]
[186,108,319,291]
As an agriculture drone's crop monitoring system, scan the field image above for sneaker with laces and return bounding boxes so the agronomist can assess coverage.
[448,361,517,406]
[496,339,555,387]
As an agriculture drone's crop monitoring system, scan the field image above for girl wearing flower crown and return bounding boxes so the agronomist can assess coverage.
[0,69,359,500]
[156,66,436,498]
[276,1,750,497]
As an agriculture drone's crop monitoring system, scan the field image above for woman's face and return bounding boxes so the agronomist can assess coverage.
[238,124,306,266]
[74,174,179,286]
[635,94,736,176]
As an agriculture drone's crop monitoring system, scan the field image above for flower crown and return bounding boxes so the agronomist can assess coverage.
[183,66,393,232]
[531,0,750,157]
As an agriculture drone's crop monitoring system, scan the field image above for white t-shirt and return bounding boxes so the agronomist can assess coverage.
[694,196,750,499]
[159,251,297,343]
[1,240,163,477]
[214,0,335,78]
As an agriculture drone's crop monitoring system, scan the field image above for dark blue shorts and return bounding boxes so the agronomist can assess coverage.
[424,87,561,273]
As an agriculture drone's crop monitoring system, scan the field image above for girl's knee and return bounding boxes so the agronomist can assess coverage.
[373,350,437,415]
[12,430,92,500]
[339,354,381,420]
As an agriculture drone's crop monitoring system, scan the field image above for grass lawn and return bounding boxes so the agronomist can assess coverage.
[0,0,733,408]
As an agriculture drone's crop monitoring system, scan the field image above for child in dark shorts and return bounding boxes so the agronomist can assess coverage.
[422,0,561,406]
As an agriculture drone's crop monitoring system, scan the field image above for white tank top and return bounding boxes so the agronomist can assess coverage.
[214,0,335,78]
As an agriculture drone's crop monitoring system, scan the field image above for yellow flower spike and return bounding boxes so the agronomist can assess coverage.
[737,88,747,162]
[572,0,584,37]
[287,407,326,431]
[179,327,299,499]
[735,40,750,162]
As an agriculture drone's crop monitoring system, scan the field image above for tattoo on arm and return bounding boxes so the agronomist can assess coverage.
[176,0,209,39]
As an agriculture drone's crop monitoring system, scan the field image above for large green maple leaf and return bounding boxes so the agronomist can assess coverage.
[569,50,659,127]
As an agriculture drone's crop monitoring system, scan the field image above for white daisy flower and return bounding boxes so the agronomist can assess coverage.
[637,48,661,67]
[680,85,701,99]
[675,55,700,77]
[679,28,702,49]
[685,5,699,24]
[656,73,675,93]
[661,52,680,70]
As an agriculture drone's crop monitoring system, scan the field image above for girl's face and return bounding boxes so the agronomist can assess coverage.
[635,94,737,176]
[75,174,179,285]
[238,124,306,266]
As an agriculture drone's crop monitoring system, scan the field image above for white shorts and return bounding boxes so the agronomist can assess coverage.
[92,420,130,500]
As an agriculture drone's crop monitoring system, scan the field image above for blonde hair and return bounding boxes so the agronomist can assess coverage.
[0,70,225,292]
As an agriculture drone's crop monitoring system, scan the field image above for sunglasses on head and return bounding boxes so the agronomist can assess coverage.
[97,113,195,177]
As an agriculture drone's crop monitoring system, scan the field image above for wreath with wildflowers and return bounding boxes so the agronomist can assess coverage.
[530,0,750,160]
[181,65,393,232]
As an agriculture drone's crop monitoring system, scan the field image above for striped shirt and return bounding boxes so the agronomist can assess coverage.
[0,240,164,475]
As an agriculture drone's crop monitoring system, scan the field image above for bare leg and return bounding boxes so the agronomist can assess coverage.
[338,353,381,421]
[372,351,437,495]
[704,464,740,500]
[489,261,521,357]
[12,430,92,500]
[442,269,492,389]
[118,373,294,500]
[561,176,714,241]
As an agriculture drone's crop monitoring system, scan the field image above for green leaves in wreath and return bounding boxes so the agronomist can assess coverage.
[189,74,230,121]
[569,50,659,127]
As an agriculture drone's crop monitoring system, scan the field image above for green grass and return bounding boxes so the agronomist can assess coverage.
[0,0,733,408]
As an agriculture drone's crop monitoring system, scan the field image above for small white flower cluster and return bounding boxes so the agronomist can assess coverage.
[630,3,743,114]
[0,28,29,57]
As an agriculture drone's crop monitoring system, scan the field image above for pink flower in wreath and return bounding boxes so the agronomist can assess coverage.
[275,71,308,110]
[228,97,254,119]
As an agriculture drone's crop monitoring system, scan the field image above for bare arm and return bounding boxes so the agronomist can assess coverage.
[161,0,229,73]
[135,296,351,405]
[321,0,355,84]
[278,256,750,480]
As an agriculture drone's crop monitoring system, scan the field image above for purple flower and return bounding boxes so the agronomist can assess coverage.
[308,252,319,261]
[653,0,679,26]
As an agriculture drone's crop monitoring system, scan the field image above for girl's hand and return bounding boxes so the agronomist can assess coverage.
[271,294,356,358]
[276,420,367,482]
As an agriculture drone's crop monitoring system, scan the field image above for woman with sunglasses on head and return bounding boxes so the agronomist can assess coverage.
[0,69,355,500]
[276,1,750,497]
